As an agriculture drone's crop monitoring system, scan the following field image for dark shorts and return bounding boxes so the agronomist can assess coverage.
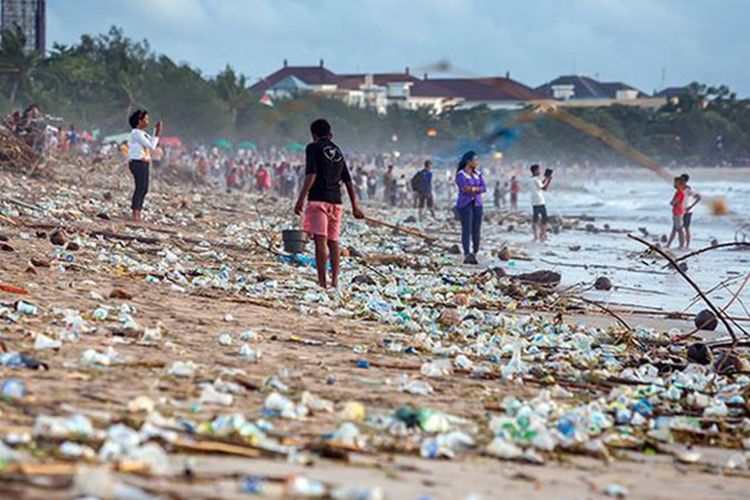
[511,193,518,204]
[683,212,692,229]
[673,215,684,231]
[532,205,548,224]
[418,193,433,209]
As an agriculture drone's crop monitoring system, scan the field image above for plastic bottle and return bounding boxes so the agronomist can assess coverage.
[16,301,38,315]
[401,380,434,395]
[331,485,385,500]
[168,361,197,377]
[417,408,450,433]
[200,384,234,407]
[284,475,325,497]
[242,475,266,494]
[1,378,25,399]
[34,333,62,350]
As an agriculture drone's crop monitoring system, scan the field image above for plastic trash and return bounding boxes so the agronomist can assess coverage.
[243,475,266,494]
[80,347,123,367]
[238,344,262,362]
[356,359,370,369]
[604,483,628,498]
[401,379,434,395]
[128,395,155,413]
[92,307,108,321]
[454,354,473,369]
[420,359,452,378]
[218,333,233,346]
[331,484,385,500]
[330,422,362,448]
[485,437,523,459]
[417,408,450,433]
[34,414,94,438]
[200,384,234,407]
[0,352,48,370]
[420,431,475,459]
[239,329,259,341]
[16,300,38,315]
[284,474,326,497]
[501,343,528,379]
[168,360,197,377]
[340,401,366,422]
[1,378,25,399]
[34,333,61,350]
[59,441,95,459]
[264,392,307,419]
[301,391,334,413]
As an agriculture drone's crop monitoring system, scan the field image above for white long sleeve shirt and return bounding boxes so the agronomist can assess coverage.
[128,128,159,162]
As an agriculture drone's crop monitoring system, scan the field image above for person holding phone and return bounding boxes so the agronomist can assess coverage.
[530,164,552,242]
[127,109,162,222]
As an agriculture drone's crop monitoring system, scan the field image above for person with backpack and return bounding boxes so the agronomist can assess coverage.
[411,159,436,219]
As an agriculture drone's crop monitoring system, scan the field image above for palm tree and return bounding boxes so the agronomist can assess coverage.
[0,25,41,106]
[212,65,251,128]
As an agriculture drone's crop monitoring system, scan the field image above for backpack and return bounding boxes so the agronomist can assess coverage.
[410,172,424,192]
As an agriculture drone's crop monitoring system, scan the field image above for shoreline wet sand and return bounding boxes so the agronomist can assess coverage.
[1,162,750,499]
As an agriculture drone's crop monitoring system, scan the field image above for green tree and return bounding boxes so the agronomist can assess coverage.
[0,25,41,106]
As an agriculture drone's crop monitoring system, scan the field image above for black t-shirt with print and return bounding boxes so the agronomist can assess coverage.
[305,138,351,204]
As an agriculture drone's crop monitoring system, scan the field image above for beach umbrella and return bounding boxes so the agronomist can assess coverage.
[212,139,233,150]
[237,140,258,150]
[285,142,305,153]
[160,136,183,148]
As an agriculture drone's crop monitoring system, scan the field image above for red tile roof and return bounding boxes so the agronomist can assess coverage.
[411,77,543,101]
[250,66,340,92]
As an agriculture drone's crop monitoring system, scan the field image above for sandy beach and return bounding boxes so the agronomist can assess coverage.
[1,160,750,499]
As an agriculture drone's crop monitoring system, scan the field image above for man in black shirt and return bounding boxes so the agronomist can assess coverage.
[294,119,364,288]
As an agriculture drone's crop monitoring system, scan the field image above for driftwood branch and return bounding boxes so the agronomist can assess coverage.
[576,296,631,331]
[628,234,737,346]
[669,241,750,266]
[364,216,437,242]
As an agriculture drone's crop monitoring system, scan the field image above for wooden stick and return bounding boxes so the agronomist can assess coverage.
[576,296,632,331]
[628,234,737,345]
[364,216,437,242]
[670,241,750,265]
[0,196,43,212]
[0,214,18,226]
[171,438,261,458]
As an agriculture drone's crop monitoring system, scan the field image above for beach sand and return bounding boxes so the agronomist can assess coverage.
[1,163,749,498]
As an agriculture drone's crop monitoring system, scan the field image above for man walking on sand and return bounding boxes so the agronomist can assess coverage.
[681,173,702,248]
[411,159,436,220]
[295,119,364,289]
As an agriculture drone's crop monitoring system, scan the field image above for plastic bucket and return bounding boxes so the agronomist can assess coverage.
[282,229,307,253]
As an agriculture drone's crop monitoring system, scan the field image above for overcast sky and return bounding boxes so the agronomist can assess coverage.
[47,0,748,95]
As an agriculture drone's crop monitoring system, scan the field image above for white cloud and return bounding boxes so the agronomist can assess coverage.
[45,0,750,93]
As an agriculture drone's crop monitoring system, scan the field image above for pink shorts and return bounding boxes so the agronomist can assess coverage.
[302,201,343,241]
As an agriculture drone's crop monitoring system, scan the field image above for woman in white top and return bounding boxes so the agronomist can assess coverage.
[127,109,162,222]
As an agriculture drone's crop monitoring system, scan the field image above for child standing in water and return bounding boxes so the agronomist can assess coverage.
[666,176,687,249]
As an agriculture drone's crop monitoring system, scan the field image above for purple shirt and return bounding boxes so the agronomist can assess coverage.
[455,169,487,208]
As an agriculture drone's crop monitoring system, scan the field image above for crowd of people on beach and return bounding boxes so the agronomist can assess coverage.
[118,112,703,276]
[2,106,704,286]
